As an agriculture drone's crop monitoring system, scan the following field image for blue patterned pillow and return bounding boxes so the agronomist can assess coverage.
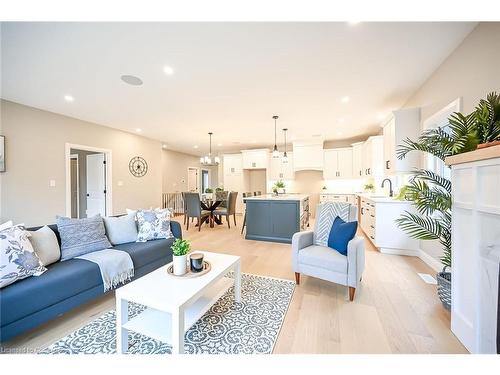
[136,209,173,242]
[1,225,47,288]
[56,215,112,261]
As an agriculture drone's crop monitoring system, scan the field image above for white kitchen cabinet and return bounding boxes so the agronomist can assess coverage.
[320,193,356,204]
[358,195,419,255]
[351,142,364,178]
[292,140,324,171]
[323,148,353,179]
[362,136,384,177]
[269,152,294,180]
[223,153,243,176]
[382,108,420,174]
[241,149,269,169]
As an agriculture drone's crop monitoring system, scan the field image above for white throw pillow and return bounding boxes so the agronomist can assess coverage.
[1,226,47,288]
[0,221,13,231]
[103,213,138,245]
[28,226,61,266]
[136,209,173,242]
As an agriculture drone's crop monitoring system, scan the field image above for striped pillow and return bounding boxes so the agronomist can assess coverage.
[313,202,350,246]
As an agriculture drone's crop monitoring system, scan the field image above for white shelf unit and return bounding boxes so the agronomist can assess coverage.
[450,152,500,354]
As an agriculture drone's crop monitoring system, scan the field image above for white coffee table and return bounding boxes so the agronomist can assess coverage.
[115,251,241,354]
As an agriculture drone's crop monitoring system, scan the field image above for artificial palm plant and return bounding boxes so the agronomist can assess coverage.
[396,91,500,270]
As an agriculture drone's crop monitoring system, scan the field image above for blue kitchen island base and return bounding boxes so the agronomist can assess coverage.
[244,194,309,244]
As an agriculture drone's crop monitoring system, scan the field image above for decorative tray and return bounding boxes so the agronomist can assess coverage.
[166,260,211,278]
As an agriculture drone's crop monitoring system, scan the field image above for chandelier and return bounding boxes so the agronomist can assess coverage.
[200,132,220,166]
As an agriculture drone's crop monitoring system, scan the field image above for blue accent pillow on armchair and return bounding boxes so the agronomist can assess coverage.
[327,216,358,256]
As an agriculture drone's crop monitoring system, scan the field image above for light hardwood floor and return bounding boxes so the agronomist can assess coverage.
[3,215,467,354]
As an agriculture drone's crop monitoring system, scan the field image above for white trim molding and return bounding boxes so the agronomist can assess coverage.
[65,143,113,217]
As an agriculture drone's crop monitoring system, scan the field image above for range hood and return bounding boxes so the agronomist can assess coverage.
[292,140,324,171]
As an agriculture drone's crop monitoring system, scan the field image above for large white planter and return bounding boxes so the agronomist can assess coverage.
[173,254,187,276]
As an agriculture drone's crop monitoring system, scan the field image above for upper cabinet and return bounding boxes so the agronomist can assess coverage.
[362,136,384,177]
[323,148,353,179]
[241,149,269,169]
[223,153,243,176]
[351,142,364,178]
[382,108,421,174]
[269,152,294,180]
[292,140,324,171]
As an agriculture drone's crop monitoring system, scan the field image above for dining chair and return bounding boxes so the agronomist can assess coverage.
[214,191,238,229]
[184,192,211,231]
[181,192,188,225]
[241,192,251,234]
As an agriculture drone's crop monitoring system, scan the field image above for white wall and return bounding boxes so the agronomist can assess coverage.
[0,100,163,226]
[161,149,218,193]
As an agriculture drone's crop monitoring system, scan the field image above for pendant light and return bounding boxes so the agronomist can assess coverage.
[200,132,220,166]
[282,128,289,163]
[272,115,280,158]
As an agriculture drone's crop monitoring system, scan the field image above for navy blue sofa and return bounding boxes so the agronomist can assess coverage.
[0,220,182,342]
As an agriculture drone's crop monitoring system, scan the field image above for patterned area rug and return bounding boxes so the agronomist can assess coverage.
[40,273,294,354]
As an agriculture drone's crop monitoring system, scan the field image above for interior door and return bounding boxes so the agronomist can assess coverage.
[70,157,79,218]
[86,153,106,217]
[187,167,199,192]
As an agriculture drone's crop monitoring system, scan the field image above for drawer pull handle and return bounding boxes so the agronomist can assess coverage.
[370,225,374,228]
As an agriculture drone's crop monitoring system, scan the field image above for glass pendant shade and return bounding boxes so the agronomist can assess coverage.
[200,132,219,166]
[282,152,289,164]
[272,145,280,158]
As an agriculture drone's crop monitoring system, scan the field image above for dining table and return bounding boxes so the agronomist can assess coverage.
[199,199,223,228]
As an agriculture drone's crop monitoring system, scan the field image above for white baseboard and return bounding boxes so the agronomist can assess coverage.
[379,247,420,256]
[418,249,443,273]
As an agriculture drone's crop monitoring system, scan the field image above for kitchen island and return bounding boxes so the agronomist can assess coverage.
[243,194,310,243]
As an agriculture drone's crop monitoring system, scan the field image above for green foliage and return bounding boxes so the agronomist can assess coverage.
[363,183,374,192]
[475,92,500,143]
[273,180,285,189]
[171,238,191,257]
[396,92,500,268]
[215,186,224,192]
[205,188,214,193]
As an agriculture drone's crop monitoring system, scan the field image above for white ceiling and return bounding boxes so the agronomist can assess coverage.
[1,22,476,155]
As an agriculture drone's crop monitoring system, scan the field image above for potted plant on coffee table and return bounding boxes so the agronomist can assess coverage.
[171,238,191,276]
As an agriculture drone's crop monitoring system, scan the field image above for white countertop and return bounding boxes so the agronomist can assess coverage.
[356,193,411,204]
[244,194,310,201]
[320,192,359,195]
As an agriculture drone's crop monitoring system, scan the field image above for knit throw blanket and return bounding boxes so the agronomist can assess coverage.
[77,249,134,292]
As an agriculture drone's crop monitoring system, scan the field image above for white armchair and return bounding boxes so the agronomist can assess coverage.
[292,205,365,301]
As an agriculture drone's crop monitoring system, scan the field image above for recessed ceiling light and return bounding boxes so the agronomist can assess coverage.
[341,96,350,103]
[348,21,361,26]
[136,128,142,133]
[163,66,174,75]
[64,95,74,102]
[193,145,199,149]
[121,75,143,86]
[338,118,345,123]
[162,144,167,149]
[217,143,223,147]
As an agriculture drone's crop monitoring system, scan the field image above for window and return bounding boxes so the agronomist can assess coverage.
[422,98,462,180]
[201,170,209,193]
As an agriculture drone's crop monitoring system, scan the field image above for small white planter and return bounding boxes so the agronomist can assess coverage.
[173,254,187,276]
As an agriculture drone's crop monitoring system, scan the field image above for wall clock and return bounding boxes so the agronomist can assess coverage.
[129,156,148,177]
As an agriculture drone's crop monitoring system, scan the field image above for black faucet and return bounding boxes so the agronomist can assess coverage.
[381,178,393,197]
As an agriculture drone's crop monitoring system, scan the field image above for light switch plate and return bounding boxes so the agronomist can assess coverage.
[49,180,56,187]
[117,180,123,186]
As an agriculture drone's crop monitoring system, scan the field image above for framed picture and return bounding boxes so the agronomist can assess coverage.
[0,135,5,172]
